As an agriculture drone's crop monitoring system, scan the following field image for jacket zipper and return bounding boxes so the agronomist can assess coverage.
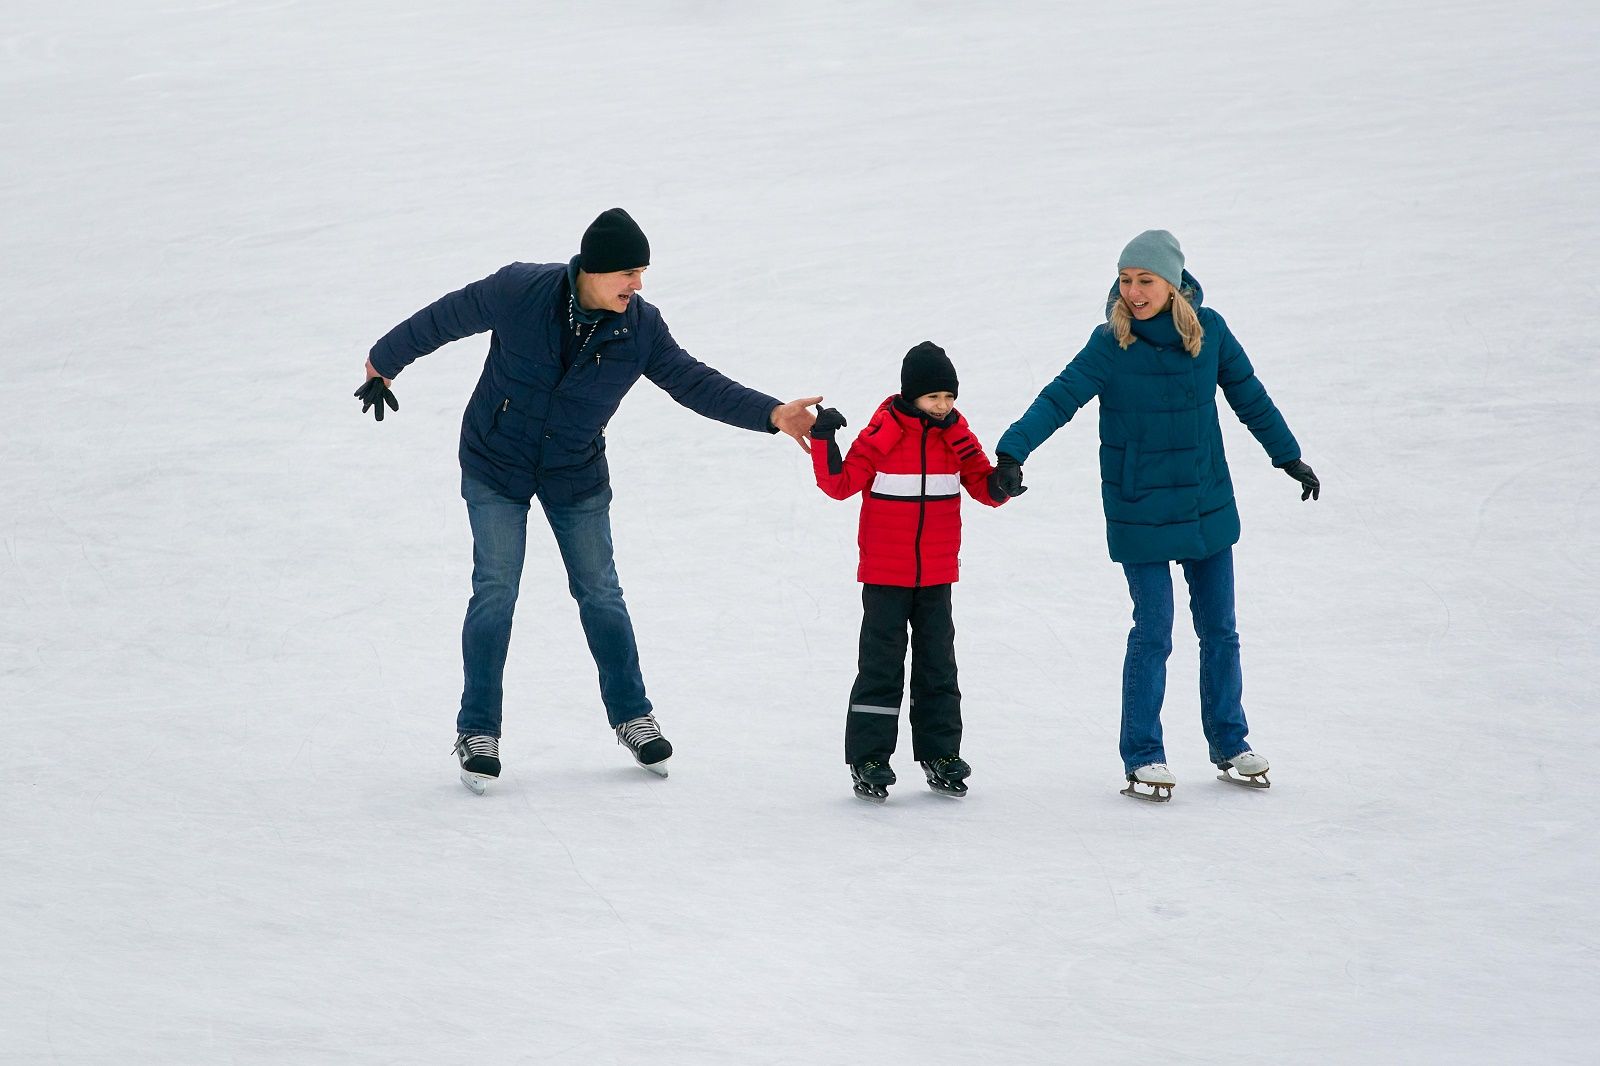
[913,421,928,587]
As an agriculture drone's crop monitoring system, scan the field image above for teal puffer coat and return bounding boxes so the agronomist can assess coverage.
[996,274,1300,564]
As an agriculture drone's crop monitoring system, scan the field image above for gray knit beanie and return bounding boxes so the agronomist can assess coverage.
[1117,230,1185,289]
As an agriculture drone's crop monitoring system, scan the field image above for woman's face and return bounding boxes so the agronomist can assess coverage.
[1118,269,1173,320]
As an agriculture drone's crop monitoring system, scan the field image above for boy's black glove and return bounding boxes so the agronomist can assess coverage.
[989,454,1027,499]
[1277,458,1320,501]
[810,407,847,439]
[811,407,847,475]
[354,377,399,422]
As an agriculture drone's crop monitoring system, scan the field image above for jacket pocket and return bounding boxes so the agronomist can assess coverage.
[1119,442,1141,501]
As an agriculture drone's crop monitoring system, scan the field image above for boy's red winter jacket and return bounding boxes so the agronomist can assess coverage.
[813,396,1005,587]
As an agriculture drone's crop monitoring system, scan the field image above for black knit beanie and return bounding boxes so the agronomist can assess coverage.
[579,208,650,273]
[901,341,959,400]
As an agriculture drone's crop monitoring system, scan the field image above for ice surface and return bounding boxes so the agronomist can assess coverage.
[3,1,1597,1062]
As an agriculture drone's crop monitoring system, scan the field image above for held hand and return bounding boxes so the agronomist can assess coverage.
[772,396,823,453]
[810,406,847,439]
[354,364,398,422]
[988,453,1028,500]
[1278,458,1320,501]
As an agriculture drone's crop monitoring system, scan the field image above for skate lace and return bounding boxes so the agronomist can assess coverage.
[615,715,662,748]
[455,735,499,758]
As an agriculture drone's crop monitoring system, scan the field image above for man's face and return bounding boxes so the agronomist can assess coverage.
[914,391,955,419]
[578,267,647,313]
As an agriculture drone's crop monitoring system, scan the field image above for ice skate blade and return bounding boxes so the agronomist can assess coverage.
[631,757,670,778]
[460,770,495,795]
[1121,782,1173,803]
[926,781,968,798]
[1218,769,1270,789]
[853,786,888,804]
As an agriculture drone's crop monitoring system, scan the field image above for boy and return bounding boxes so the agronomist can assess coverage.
[812,342,1013,802]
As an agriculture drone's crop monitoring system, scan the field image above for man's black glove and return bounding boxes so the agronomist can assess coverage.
[812,407,847,475]
[1278,458,1320,501]
[810,407,847,439]
[988,453,1027,500]
[354,377,399,422]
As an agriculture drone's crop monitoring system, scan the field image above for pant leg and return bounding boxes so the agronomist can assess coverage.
[1120,560,1175,773]
[1181,545,1250,764]
[457,473,532,738]
[539,485,652,728]
[845,584,913,764]
[907,583,961,762]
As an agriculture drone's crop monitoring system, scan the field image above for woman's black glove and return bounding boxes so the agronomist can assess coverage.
[988,454,1027,499]
[1278,458,1320,501]
[354,377,399,421]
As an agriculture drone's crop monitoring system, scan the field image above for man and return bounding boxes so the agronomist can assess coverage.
[357,208,819,793]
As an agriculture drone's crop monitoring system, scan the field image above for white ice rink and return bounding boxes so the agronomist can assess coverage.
[3,2,1597,1062]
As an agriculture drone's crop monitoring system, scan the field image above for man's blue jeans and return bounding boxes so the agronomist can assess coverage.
[456,473,651,737]
[1119,545,1250,773]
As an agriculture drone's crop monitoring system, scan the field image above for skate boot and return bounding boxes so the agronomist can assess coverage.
[850,759,896,804]
[1121,762,1176,802]
[1217,750,1270,788]
[615,713,672,777]
[454,734,500,795]
[921,755,971,798]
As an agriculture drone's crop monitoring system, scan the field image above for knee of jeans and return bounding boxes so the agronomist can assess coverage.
[471,572,521,603]
[1128,621,1173,656]
[567,572,624,607]
[1195,619,1240,645]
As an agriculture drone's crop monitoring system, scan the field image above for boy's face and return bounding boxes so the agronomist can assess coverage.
[913,391,956,419]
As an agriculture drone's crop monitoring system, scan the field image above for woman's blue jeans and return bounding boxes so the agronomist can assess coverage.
[456,473,651,737]
[1119,546,1250,773]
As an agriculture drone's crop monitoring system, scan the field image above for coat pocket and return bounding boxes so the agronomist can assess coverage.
[1119,442,1141,501]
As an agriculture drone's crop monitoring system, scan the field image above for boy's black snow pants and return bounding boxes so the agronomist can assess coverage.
[845,582,962,765]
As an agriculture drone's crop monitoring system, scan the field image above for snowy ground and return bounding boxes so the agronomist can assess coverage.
[3,1,1598,1062]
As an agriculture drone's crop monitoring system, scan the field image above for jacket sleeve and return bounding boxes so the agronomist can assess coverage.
[368,266,510,379]
[644,316,782,433]
[995,331,1113,463]
[948,421,1005,508]
[1211,311,1301,466]
[813,407,902,500]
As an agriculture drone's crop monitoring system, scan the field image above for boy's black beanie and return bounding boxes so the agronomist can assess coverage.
[901,341,959,400]
[579,208,650,273]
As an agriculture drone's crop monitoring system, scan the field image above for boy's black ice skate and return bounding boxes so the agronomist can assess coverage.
[615,713,672,777]
[454,733,500,795]
[921,755,971,797]
[850,759,896,803]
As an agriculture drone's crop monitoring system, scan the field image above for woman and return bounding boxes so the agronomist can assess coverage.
[990,230,1319,801]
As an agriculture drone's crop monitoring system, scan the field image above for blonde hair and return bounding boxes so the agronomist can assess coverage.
[1110,281,1204,356]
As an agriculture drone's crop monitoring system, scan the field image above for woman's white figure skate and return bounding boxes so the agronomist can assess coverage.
[1216,750,1270,788]
[1121,762,1176,802]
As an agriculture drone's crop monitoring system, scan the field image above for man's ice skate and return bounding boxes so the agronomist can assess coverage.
[1216,750,1270,788]
[1121,762,1176,802]
[851,759,896,803]
[615,713,672,777]
[454,733,501,795]
[921,755,971,798]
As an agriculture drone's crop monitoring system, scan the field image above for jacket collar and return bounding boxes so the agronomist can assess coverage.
[566,255,615,327]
